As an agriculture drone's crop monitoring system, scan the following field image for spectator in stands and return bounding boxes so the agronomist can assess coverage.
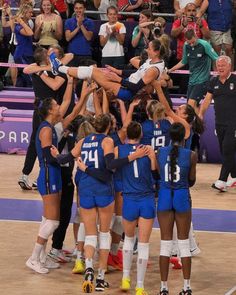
[131,9,153,56]
[174,0,208,18]
[50,0,68,19]
[171,2,210,62]
[1,3,18,86]
[118,0,144,21]
[206,0,233,62]
[65,0,95,66]
[34,0,63,49]
[232,0,236,70]
[14,3,34,87]
[93,0,117,21]
[157,0,174,21]
[99,6,126,69]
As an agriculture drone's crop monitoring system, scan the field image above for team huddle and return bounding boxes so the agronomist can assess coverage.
[24,42,213,295]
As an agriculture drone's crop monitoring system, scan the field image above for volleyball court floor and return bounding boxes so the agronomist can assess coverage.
[0,154,235,295]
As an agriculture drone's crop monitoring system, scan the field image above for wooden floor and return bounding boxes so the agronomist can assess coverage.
[0,154,236,295]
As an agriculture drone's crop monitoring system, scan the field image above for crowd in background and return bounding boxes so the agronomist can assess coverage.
[0,0,235,88]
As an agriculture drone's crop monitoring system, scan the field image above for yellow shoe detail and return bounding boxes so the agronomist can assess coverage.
[120,277,131,291]
[72,259,85,274]
[135,287,148,295]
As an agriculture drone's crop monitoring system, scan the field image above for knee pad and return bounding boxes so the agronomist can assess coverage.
[112,215,123,236]
[84,235,97,249]
[73,208,80,224]
[38,219,59,240]
[123,236,135,251]
[99,232,111,250]
[77,66,93,79]
[160,240,173,257]
[137,242,149,260]
[77,222,85,242]
[178,239,191,258]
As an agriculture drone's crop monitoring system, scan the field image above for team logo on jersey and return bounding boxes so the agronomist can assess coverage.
[91,135,96,140]
[155,122,160,129]
[132,145,137,150]
[230,83,234,90]
[214,85,219,89]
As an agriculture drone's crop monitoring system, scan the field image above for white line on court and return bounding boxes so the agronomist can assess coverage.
[225,285,236,295]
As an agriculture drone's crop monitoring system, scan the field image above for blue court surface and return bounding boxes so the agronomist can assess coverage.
[0,198,236,233]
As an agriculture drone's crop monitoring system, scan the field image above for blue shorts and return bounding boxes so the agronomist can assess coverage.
[122,195,156,221]
[117,87,133,101]
[37,166,62,196]
[80,194,114,209]
[114,179,123,193]
[157,188,191,213]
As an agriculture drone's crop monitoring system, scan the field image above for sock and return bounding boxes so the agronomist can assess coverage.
[77,250,83,260]
[110,243,119,256]
[161,281,168,290]
[184,279,191,291]
[85,258,93,269]
[31,243,44,261]
[97,268,106,280]
[189,222,198,251]
[58,65,69,74]
[39,242,47,263]
[136,243,149,289]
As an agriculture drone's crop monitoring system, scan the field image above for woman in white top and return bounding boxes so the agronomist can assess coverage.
[34,0,63,48]
[99,6,126,69]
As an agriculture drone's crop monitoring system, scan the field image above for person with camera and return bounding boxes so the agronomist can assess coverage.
[171,2,210,62]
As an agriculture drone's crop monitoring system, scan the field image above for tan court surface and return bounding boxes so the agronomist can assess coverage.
[0,155,236,295]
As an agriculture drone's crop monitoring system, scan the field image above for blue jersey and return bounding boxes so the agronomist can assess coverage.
[158,146,192,189]
[36,121,60,168]
[184,129,193,149]
[141,119,171,152]
[78,133,113,197]
[110,131,123,192]
[118,144,155,198]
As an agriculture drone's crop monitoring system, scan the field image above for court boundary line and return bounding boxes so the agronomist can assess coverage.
[225,286,236,295]
[1,219,236,235]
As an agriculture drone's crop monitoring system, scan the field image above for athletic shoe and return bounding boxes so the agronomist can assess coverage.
[82,267,94,293]
[133,237,138,254]
[135,287,148,295]
[42,257,60,269]
[32,180,38,190]
[120,277,131,291]
[159,289,169,295]
[190,246,201,257]
[107,253,122,270]
[49,52,62,75]
[95,278,109,292]
[72,259,85,274]
[226,178,236,187]
[18,174,32,190]
[26,257,49,274]
[48,248,71,263]
[170,256,182,269]
[179,289,192,295]
[211,180,227,192]
[62,247,74,257]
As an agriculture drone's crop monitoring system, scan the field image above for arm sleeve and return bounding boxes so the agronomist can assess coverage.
[105,153,129,170]
[42,146,59,165]
[122,69,137,78]
[56,152,75,164]
[121,78,145,93]
[85,167,112,182]
[151,169,160,180]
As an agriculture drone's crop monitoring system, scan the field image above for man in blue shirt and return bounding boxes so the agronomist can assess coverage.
[65,0,95,66]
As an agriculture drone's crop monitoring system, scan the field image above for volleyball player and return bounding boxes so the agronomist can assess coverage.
[49,39,166,101]
[116,121,157,295]
[157,122,197,295]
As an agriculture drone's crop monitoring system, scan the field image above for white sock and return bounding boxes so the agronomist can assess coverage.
[189,222,198,250]
[136,243,149,288]
[39,242,47,263]
[77,250,83,260]
[110,243,119,256]
[97,268,105,280]
[123,237,135,279]
[58,65,69,74]
[31,243,44,261]
[184,279,191,291]
[161,281,168,290]
[85,258,93,269]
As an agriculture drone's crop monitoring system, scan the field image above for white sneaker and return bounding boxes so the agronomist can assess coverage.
[226,178,236,187]
[48,248,71,263]
[42,257,60,269]
[26,257,49,274]
[18,174,32,190]
[211,180,227,192]
[190,246,201,256]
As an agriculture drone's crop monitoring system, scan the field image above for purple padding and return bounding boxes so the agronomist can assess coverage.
[2,109,33,118]
[0,90,34,98]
